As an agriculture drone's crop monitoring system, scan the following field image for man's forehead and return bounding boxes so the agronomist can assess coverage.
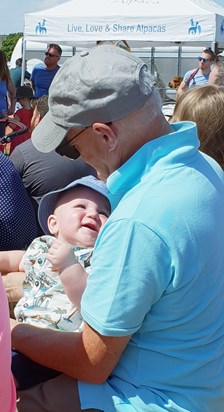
[201,52,211,58]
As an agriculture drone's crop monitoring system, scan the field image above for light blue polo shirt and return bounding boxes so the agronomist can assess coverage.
[183,68,210,87]
[79,122,224,411]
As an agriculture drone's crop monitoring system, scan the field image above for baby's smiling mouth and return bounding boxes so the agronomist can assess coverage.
[82,223,98,232]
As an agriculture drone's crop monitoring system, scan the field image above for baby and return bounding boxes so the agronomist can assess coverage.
[0,175,111,390]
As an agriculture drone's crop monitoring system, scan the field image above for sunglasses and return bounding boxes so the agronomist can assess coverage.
[197,57,210,63]
[45,52,60,58]
[56,123,112,160]
[56,129,88,159]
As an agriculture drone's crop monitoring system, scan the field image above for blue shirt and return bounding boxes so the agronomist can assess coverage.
[79,122,224,411]
[183,68,210,87]
[0,80,7,113]
[10,67,31,88]
[0,153,37,250]
[31,63,60,98]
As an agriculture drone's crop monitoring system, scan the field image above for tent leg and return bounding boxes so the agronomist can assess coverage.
[21,38,27,86]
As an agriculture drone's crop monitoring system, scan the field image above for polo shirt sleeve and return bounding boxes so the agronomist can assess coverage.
[81,219,172,336]
[183,70,192,84]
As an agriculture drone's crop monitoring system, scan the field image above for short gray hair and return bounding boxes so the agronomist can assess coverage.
[139,65,162,121]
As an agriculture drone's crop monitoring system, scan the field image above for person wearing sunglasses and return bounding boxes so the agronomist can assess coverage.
[31,43,62,98]
[177,48,216,97]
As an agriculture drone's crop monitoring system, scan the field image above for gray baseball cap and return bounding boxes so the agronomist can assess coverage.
[38,175,110,235]
[31,44,154,154]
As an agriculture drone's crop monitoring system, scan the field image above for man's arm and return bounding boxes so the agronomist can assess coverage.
[176,80,188,97]
[11,320,131,383]
[31,79,35,95]
[25,70,31,80]
[0,250,25,275]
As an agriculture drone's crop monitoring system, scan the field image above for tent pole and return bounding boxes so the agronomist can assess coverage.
[177,45,182,77]
[211,41,216,52]
[151,47,155,75]
[21,38,26,86]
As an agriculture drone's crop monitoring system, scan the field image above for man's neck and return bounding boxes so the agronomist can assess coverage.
[45,64,58,71]
[200,67,210,75]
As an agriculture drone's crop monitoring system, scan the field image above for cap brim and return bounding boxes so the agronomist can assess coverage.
[31,111,68,153]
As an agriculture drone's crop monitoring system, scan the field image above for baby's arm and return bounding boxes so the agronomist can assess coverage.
[46,239,88,307]
[0,250,25,275]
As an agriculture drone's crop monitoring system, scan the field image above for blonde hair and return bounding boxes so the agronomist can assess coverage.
[35,95,49,118]
[171,85,224,169]
[30,96,49,133]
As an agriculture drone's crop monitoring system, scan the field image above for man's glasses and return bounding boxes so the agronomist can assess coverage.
[45,52,60,58]
[56,123,112,160]
[197,57,210,63]
[56,129,87,160]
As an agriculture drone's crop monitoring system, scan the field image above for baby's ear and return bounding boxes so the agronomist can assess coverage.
[47,214,59,236]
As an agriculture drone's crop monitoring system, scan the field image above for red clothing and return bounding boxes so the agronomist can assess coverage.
[6,108,33,154]
[0,108,33,155]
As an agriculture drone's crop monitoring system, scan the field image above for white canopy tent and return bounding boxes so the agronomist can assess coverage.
[23,0,224,47]
[20,0,224,93]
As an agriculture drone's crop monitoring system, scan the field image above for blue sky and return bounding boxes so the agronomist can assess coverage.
[0,0,68,34]
[0,0,224,35]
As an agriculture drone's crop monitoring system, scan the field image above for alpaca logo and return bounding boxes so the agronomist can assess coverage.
[188,18,201,35]
[35,19,47,35]
[220,20,224,35]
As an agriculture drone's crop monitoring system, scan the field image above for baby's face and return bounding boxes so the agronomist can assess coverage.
[50,186,110,247]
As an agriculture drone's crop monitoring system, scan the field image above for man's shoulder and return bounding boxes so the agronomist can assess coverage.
[48,65,61,74]
[32,62,45,72]
[10,139,34,161]
[183,68,197,79]
[9,66,20,81]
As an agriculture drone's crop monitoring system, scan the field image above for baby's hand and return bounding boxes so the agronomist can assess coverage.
[46,239,77,271]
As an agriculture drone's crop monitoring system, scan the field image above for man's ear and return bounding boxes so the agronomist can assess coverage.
[31,112,41,130]
[34,113,41,127]
[92,122,118,151]
[47,214,59,236]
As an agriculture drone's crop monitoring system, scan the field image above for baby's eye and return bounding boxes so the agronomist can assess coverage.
[99,210,109,218]
[74,204,86,210]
